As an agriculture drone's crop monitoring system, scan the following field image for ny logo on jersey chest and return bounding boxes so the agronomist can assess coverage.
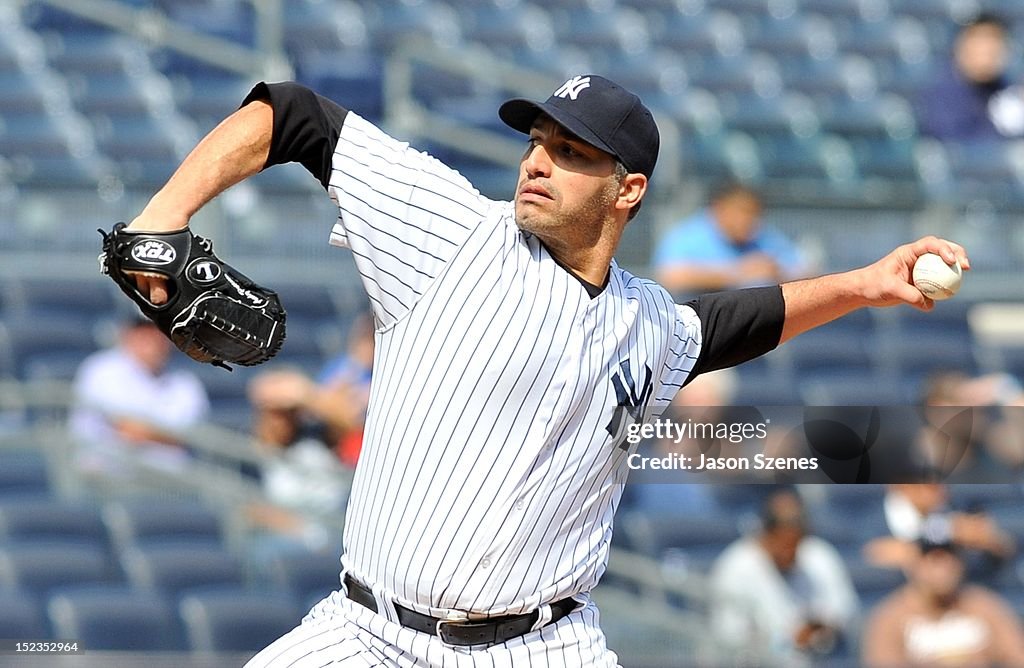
[606,359,653,449]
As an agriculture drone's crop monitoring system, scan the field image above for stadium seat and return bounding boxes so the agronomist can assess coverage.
[0,500,108,547]
[0,450,51,499]
[618,511,741,569]
[655,10,745,56]
[47,585,182,651]
[0,590,47,639]
[294,50,384,123]
[164,2,257,47]
[44,32,137,76]
[462,3,555,53]
[364,0,462,52]
[744,13,837,60]
[755,133,831,182]
[846,562,905,610]
[283,0,368,53]
[121,543,246,599]
[9,277,118,326]
[845,136,919,184]
[0,69,49,114]
[0,112,75,159]
[0,315,101,381]
[102,498,224,554]
[179,589,299,652]
[0,541,116,597]
[267,550,342,603]
[716,90,803,135]
[686,51,778,96]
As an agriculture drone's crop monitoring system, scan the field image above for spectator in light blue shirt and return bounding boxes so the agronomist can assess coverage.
[654,183,810,297]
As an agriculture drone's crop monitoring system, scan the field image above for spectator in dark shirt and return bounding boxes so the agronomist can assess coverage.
[918,13,1024,142]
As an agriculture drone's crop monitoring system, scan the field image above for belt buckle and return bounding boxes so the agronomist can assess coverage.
[435,610,469,646]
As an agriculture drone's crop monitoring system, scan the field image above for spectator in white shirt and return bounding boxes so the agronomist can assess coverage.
[708,488,860,666]
[70,318,209,475]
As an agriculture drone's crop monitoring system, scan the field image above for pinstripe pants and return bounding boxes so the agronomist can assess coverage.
[244,590,620,667]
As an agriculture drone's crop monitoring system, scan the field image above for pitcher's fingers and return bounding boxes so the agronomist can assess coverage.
[125,271,169,306]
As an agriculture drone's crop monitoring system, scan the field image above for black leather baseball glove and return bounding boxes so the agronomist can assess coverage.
[99,223,286,369]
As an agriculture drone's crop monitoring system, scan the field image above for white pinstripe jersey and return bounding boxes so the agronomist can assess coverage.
[325,113,703,618]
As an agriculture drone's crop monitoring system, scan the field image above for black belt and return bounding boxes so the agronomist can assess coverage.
[344,574,578,647]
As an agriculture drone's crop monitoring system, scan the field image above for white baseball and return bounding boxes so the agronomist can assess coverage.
[912,252,962,300]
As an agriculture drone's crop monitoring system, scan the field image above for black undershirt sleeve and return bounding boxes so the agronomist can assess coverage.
[685,285,785,381]
[240,81,349,189]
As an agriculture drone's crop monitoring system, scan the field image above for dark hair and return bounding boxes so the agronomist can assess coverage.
[963,12,1008,33]
[709,181,762,206]
[760,488,806,532]
[617,161,643,222]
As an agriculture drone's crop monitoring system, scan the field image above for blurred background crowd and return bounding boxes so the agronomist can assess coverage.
[2,0,1024,665]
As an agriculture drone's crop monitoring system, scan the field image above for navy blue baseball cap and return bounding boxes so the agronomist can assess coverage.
[499,75,660,179]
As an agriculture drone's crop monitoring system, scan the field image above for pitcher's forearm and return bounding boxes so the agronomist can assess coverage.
[134,99,274,230]
[780,270,868,344]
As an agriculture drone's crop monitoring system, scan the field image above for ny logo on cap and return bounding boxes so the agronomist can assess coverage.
[553,75,591,101]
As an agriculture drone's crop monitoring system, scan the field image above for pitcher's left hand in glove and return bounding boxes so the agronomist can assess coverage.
[99,223,286,369]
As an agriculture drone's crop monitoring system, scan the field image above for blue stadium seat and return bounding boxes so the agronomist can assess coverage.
[0,450,50,499]
[834,16,931,65]
[0,541,116,597]
[550,7,648,54]
[0,315,101,381]
[0,500,108,547]
[102,499,224,554]
[617,511,741,567]
[462,4,555,53]
[267,550,342,604]
[283,0,368,53]
[655,11,745,58]
[0,69,49,114]
[0,590,47,639]
[122,543,246,600]
[91,112,184,185]
[678,130,734,182]
[66,71,153,115]
[717,91,799,135]
[846,562,904,611]
[47,586,182,651]
[168,72,254,134]
[179,589,299,652]
[45,32,135,75]
[294,50,384,123]
[0,113,73,159]
[744,13,836,60]
[801,0,880,21]
[364,0,461,52]
[943,141,1024,202]
[164,2,257,47]
[755,133,830,182]
[20,3,109,34]
[847,136,919,183]
[9,277,118,326]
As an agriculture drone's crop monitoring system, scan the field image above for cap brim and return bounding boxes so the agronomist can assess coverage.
[498,98,619,160]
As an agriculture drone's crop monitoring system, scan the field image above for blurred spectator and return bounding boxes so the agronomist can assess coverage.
[245,398,348,560]
[862,535,1024,667]
[864,483,1015,575]
[917,370,1024,480]
[708,488,859,666]
[653,183,811,296]
[69,318,209,475]
[248,314,374,468]
[918,13,1024,142]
